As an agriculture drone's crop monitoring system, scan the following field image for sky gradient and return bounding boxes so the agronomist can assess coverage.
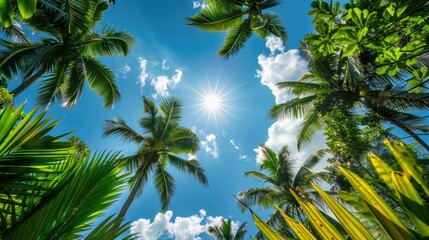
[12,0,330,239]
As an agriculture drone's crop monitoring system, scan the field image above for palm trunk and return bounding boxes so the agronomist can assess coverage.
[117,172,144,220]
[10,70,45,97]
[389,116,429,152]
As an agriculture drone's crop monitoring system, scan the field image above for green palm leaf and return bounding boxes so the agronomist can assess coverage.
[187,7,243,32]
[3,151,128,239]
[82,26,134,57]
[167,154,208,185]
[0,103,73,230]
[153,165,175,210]
[297,111,324,150]
[219,17,253,58]
[84,57,121,108]
[103,117,145,144]
[269,95,316,119]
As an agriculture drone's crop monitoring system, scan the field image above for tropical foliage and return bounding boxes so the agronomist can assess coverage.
[238,145,332,238]
[103,97,208,219]
[249,140,429,239]
[270,0,429,152]
[0,103,132,239]
[0,0,134,108]
[187,0,286,58]
[207,218,248,240]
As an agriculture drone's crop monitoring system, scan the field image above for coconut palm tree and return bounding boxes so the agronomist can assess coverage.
[187,0,286,58]
[0,0,134,108]
[103,97,208,219]
[207,218,247,240]
[238,144,330,237]
[270,50,429,151]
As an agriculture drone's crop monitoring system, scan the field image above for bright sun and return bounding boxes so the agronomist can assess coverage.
[203,94,221,112]
[189,80,238,128]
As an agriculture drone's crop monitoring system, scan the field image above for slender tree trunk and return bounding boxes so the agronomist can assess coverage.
[10,70,45,97]
[117,172,144,220]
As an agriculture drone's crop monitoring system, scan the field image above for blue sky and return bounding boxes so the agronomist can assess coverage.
[13,0,331,239]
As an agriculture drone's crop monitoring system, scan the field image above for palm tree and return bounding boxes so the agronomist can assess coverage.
[0,103,131,239]
[207,218,247,240]
[103,97,208,219]
[269,50,429,151]
[187,0,286,58]
[0,0,134,108]
[238,144,330,237]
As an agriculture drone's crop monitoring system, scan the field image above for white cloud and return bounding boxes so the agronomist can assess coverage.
[256,49,307,104]
[119,63,131,78]
[229,139,240,150]
[239,155,248,160]
[130,210,240,240]
[138,57,149,88]
[150,69,183,98]
[265,35,284,54]
[200,133,219,159]
[193,1,208,9]
[255,42,327,169]
[162,59,170,70]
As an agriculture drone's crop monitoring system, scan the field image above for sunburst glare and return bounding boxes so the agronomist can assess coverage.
[186,71,242,129]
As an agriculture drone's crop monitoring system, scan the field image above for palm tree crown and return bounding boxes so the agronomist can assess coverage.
[270,50,429,151]
[207,218,247,240]
[238,144,330,237]
[0,0,134,108]
[187,0,286,58]
[104,97,208,219]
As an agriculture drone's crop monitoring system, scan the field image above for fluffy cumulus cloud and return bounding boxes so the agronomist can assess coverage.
[138,57,149,88]
[265,35,285,54]
[130,210,239,240]
[256,48,307,104]
[151,69,183,98]
[193,1,208,9]
[200,133,219,159]
[255,38,327,169]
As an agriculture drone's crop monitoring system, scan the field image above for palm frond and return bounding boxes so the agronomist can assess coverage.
[166,127,199,154]
[167,154,208,186]
[159,97,182,128]
[84,215,137,240]
[259,13,286,43]
[62,57,86,108]
[237,188,278,211]
[260,0,281,9]
[218,17,253,58]
[243,171,271,181]
[3,151,128,239]
[103,117,145,144]
[277,81,323,96]
[84,57,121,108]
[36,60,69,106]
[0,40,41,79]
[297,111,324,150]
[269,95,316,119]
[186,7,243,32]
[153,165,175,210]
[64,0,93,34]
[0,22,29,43]
[0,103,73,230]
[234,221,248,240]
[82,26,134,57]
